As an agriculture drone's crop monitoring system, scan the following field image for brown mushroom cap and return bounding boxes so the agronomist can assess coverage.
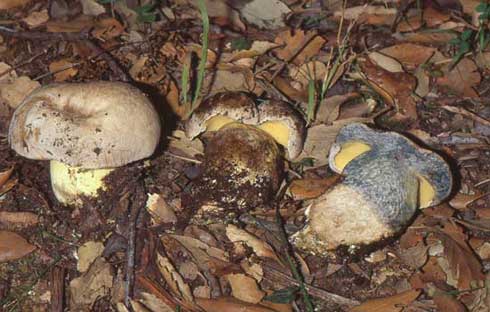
[8,81,161,169]
[185,92,259,139]
[257,99,306,159]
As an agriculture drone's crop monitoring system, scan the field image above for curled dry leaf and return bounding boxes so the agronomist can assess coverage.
[235,0,291,30]
[449,192,487,210]
[368,52,404,73]
[0,75,40,109]
[157,254,194,303]
[197,297,276,312]
[136,292,174,312]
[289,176,340,200]
[0,166,13,188]
[49,59,78,82]
[0,211,39,227]
[433,291,467,312]
[227,41,280,62]
[315,92,360,124]
[207,64,259,95]
[0,230,36,262]
[350,289,420,312]
[226,224,281,263]
[226,273,265,304]
[274,30,326,65]
[80,0,106,16]
[289,61,327,88]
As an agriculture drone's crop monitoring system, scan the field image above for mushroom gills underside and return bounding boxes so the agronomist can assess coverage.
[50,160,113,206]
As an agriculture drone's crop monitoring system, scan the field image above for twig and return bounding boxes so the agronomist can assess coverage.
[50,266,65,312]
[124,183,146,307]
[165,151,202,164]
[442,105,490,126]
[262,263,360,307]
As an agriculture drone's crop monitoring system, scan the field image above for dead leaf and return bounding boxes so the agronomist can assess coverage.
[136,292,175,312]
[360,59,417,120]
[190,0,245,31]
[436,222,485,289]
[368,52,404,73]
[80,0,106,16]
[433,291,466,312]
[274,30,326,65]
[0,76,40,109]
[236,0,291,29]
[289,176,339,200]
[379,43,436,69]
[350,289,420,312]
[436,58,481,98]
[227,41,280,62]
[226,225,281,263]
[197,297,276,312]
[0,211,39,227]
[0,230,36,262]
[161,78,190,119]
[226,273,265,304]
[91,17,125,41]
[0,166,13,188]
[334,5,396,21]
[168,129,204,158]
[146,193,177,224]
[69,257,113,310]
[207,64,258,95]
[315,92,360,124]
[77,241,104,273]
[181,43,217,69]
[449,192,487,210]
[398,242,429,270]
[0,0,30,10]
[49,59,78,82]
[400,32,457,44]
[423,6,451,28]
[157,254,194,303]
[272,76,308,103]
[289,61,327,88]
[22,9,49,28]
[129,55,149,81]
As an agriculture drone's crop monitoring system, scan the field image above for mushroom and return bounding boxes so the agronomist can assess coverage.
[186,92,305,208]
[8,81,161,206]
[292,123,452,254]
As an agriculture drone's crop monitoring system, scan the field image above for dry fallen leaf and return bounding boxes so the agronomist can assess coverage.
[226,224,281,263]
[77,241,104,273]
[168,129,204,158]
[368,52,404,73]
[0,76,40,109]
[157,254,194,303]
[226,273,265,304]
[335,5,396,21]
[0,211,39,228]
[136,292,175,312]
[379,43,436,69]
[274,30,326,65]
[227,41,280,62]
[235,0,291,30]
[436,58,481,98]
[80,0,106,16]
[207,64,258,95]
[197,297,276,312]
[433,291,466,312]
[0,0,30,10]
[289,176,339,200]
[146,193,177,224]
[436,222,485,289]
[449,192,487,210]
[22,9,49,28]
[49,59,78,82]
[315,92,360,124]
[350,289,420,312]
[69,257,113,310]
[0,230,36,262]
[289,61,327,88]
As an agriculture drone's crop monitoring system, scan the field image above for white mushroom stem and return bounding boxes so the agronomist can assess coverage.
[50,160,113,206]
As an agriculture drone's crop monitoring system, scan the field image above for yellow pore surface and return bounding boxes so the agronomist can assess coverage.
[205,116,291,148]
[333,141,372,172]
[50,160,113,205]
[418,175,436,208]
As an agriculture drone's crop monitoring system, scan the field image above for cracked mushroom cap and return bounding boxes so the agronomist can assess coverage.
[8,81,161,169]
[257,99,306,159]
[185,92,259,139]
[185,92,306,159]
[328,123,452,208]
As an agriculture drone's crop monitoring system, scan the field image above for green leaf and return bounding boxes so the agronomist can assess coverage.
[98,0,116,3]
[461,29,474,41]
[231,38,252,51]
[134,4,157,23]
[263,286,299,304]
[476,2,488,12]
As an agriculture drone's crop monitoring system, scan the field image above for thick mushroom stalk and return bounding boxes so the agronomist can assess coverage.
[9,81,161,206]
[185,92,306,209]
[292,123,453,255]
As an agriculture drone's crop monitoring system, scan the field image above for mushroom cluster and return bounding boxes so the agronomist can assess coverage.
[9,81,161,206]
[292,123,453,255]
[185,92,306,209]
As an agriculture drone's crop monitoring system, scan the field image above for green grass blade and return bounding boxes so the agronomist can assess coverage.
[192,0,209,110]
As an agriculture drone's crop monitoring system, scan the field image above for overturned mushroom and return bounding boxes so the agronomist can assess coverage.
[186,92,305,209]
[9,81,161,206]
[292,123,452,255]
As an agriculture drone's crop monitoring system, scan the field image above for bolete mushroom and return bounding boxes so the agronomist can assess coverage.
[185,92,305,208]
[292,123,452,254]
[8,81,161,206]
